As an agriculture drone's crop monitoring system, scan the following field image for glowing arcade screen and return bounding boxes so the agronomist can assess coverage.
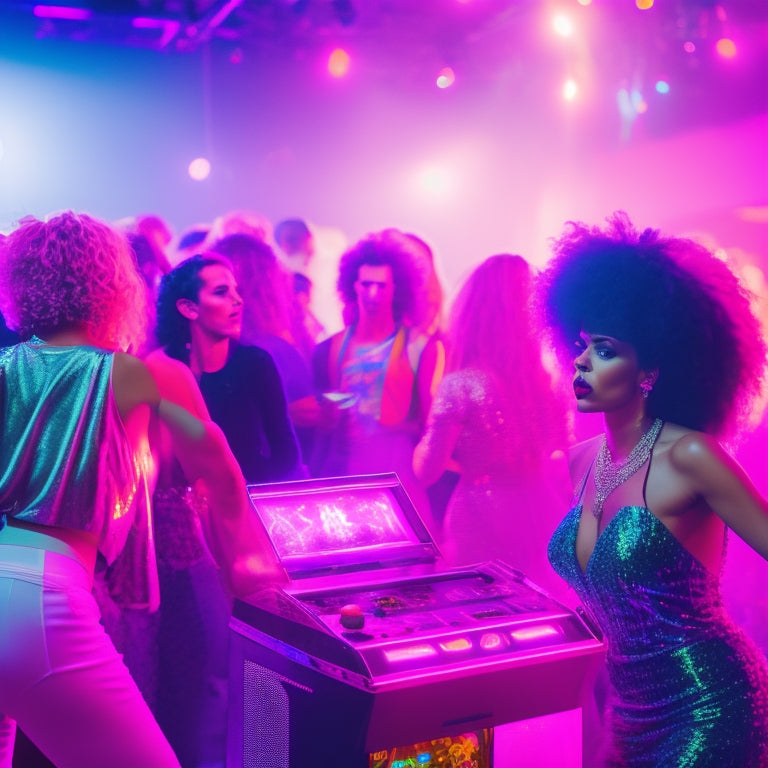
[369,729,493,768]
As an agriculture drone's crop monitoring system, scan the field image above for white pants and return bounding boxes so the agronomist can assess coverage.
[0,542,180,768]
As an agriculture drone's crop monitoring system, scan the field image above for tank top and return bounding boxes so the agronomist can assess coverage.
[0,339,158,608]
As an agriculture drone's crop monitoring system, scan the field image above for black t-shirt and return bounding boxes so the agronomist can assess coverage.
[199,344,300,483]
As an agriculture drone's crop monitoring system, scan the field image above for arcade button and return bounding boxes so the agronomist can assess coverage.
[339,603,365,629]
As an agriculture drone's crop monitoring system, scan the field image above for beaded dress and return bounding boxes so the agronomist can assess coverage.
[548,456,768,767]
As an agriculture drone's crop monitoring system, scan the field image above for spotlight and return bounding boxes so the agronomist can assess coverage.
[552,14,574,37]
[436,67,455,88]
[328,48,351,77]
[562,78,578,101]
[715,38,737,58]
[188,157,211,181]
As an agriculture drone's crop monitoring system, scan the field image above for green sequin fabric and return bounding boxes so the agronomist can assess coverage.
[549,504,768,767]
[0,339,157,608]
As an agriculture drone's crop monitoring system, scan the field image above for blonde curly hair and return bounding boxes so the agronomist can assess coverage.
[0,211,147,352]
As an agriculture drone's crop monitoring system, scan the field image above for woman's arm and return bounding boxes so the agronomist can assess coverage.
[671,432,768,561]
[114,351,238,490]
[115,351,284,594]
[413,375,462,488]
[144,349,210,419]
[415,335,446,430]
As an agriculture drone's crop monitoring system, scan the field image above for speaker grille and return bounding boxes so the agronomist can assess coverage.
[242,660,290,768]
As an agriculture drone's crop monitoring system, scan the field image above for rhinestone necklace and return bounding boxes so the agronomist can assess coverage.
[592,418,663,519]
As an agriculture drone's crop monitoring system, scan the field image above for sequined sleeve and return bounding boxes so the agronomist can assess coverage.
[414,372,467,484]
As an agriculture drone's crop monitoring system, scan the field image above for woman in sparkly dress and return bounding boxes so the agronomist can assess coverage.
[413,255,570,590]
[540,213,768,767]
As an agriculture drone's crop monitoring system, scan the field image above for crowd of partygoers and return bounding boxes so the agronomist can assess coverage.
[1,206,767,768]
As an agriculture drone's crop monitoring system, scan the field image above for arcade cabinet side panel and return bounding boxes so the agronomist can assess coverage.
[227,630,375,768]
[365,647,602,752]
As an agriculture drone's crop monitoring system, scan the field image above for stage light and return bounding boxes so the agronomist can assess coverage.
[188,157,211,181]
[328,48,351,78]
[655,80,670,94]
[33,5,92,20]
[683,41,696,53]
[436,67,455,89]
[576,0,592,6]
[552,13,574,37]
[417,165,454,197]
[562,78,578,101]
[715,38,737,58]
[636,0,654,10]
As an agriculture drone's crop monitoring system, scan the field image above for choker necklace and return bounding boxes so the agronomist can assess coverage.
[592,418,663,519]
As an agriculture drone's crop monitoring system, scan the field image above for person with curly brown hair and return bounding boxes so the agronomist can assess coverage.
[312,230,445,524]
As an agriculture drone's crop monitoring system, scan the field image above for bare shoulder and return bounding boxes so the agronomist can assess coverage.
[112,351,156,395]
[567,434,603,484]
[664,426,725,471]
[144,348,209,418]
[112,351,159,419]
[144,348,185,375]
[658,424,739,497]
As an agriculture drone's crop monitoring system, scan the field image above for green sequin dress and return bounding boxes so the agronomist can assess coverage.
[549,503,768,767]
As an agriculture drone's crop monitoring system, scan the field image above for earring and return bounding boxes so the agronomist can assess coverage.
[640,374,657,399]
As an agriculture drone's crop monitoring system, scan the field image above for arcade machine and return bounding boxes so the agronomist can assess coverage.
[227,474,603,768]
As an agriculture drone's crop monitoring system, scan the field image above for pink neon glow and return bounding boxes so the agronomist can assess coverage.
[480,632,508,650]
[33,5,92,20]
[439,637,472,652]
[131,17,181,48]
[510,624,561,643]
[384,644,438,663]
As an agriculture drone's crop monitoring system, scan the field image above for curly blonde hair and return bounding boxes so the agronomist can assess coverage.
[0,211,147,352]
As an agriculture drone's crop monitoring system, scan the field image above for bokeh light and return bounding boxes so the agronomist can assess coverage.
[562,78,578,101]
[413,164,456,201]
[328,48,351,78]
[715,38,737,59]
[636,0,654,10]
[552,14,574,37]
[188,157,211,181]
[436,67,456,89]
[655,79,670,94]
[683,41,696,53]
